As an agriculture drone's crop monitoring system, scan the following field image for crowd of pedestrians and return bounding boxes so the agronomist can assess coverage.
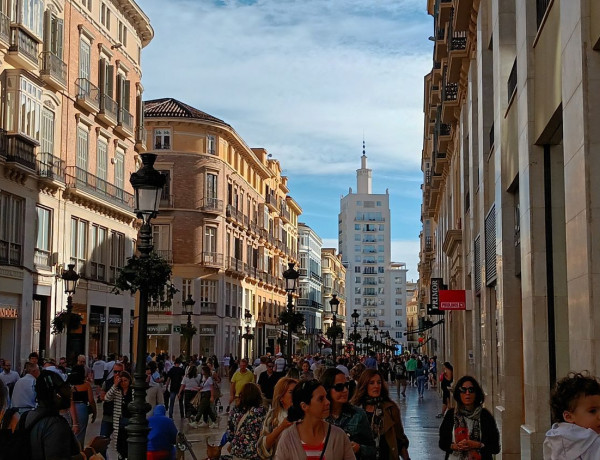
[1,349,599,459]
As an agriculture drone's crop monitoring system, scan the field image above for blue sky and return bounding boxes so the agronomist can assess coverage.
[135,0,432,280]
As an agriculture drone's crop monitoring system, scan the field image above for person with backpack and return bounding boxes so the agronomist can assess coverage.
[24,370,109,460]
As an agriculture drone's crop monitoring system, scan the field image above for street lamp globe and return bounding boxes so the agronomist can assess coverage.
[351,309,359,326]
[329,294,340,315]
[283,262,299,292]
[364,318,371,332]
[62,263,80,295]
[182,294,195,315]
[130,153,166,223]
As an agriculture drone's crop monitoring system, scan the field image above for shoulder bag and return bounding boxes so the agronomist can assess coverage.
[319,424,332,460]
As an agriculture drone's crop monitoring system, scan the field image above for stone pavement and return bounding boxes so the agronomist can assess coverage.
[86,378,446,459]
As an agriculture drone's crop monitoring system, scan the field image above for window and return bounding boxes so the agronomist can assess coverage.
[207,135,216,154]
[395,309,403,316]
[154,129,171,149]
[109,231,125,282]
[0,193,24,265]
[90,225,107,280]
[152,224,171,261]
[354,234,360,241]
[5,75,42,140]
[395,320,403,327]
[395,332,402,339]
[354,245,360,252]
[41,108,55,154]
[354,266,360,273]
[182,279,193,301]
[79,39,91,81]
[82,0,92,11]
[200,280,218,314]
[35,206,51,267]
[118,20,127,46]
[206,173,217,199]
[99,58,114,99]
[13,0,44,38]
[204,226,217,254]
[100,2,111,29]
[76,127,89,179]
[158,170,171,205]
[70,217,88,274]
[395,298,403,305]
[354,224,360,230]
[114,151,124,196]
[97,139,108,187]
[45,12,64,58]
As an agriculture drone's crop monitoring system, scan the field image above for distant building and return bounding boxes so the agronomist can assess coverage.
[143,98,301,359]
[321,248,346,353]
[339,148,405,347]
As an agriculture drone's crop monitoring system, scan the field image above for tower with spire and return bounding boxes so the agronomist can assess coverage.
[337,143,406,351]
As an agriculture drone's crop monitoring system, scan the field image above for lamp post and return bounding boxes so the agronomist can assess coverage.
[373,325,379,355]
[329,294,340,362]
[282,262,299,367]
[351,309,359,358]
[300,325,307,354]
[243,310,253,360]
[182,294,196,358]
[61,263,80,351]
[364,319,371,355]
[127,153,165,460]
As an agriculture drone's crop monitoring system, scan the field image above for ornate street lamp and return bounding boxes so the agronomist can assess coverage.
[282,262,299,367]
[364,318,371,355]
[181,294,196,358]
[60,264,80,346]
[242,310,253,360]
[329,294,340,362]
[351,309,360,358]
[127,153,165,460]
[373,325,379,354]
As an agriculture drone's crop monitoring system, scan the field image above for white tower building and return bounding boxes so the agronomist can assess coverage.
[339,145,406,350]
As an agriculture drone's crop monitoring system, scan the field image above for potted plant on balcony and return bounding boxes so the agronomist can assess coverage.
[112,252,178,306]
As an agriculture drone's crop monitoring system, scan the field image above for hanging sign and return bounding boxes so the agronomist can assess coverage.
[439,290,467,310]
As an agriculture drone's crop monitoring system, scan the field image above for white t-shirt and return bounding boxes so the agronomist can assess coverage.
[254,364,267,380]
[148,371,162,387]
[274,357,286,372]
[201,376,214,393]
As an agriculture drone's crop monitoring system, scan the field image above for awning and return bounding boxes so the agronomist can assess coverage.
[319,336,332,346]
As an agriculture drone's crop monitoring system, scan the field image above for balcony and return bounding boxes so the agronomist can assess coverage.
[279,205,291,223]
[6,136,36,171]
[200,302,217,315]
[227,257,244,274]
[75,78,99,113]
[65,166,134,211]
[40,51,67,91]
[265,193,278,212]
[37,152,65,183]
[441,82,459,123]
[433,26,447,62]
[198,252,223,268]
[8,27,39,71]
[98,93,118,126]
[0,240,21,266]
[297,299,323,310]
[34,248,51,268]
[448,30,468,81]
[116,107,134,136]
[153,249,173,263]
[0,11,9,49]
[424,236,433,254]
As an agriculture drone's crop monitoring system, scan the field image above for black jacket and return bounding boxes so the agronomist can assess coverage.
[438,408,500,460]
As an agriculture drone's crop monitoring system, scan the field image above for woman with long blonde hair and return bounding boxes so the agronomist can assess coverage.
[257,377,298,459]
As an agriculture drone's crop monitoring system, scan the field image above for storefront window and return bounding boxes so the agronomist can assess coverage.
[108,308,122,355]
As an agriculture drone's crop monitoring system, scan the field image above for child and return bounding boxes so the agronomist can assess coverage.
[543,372,600,459]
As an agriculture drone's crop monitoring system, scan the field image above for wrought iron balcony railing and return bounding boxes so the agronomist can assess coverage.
[65,166,133,209]
[37,152,65,182]
[40,51,67,87]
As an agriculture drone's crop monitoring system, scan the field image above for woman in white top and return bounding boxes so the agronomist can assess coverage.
[178,365,201,420]
[190,365,218,428]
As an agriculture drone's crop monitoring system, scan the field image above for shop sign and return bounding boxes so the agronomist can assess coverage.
[148,324,171,334]
[198,324,216,336]
[266,328,279,338]
[0,306,18,319]
[89,313,105,324]
[439,290,467,310]
[108,314,122,325]
[173,325,181,333]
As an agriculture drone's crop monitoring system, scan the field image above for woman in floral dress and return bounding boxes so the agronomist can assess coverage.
[226,382,267,460]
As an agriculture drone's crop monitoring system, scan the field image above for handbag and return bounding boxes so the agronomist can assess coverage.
[190,391,202,408]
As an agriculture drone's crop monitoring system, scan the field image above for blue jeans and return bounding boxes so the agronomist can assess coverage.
[74,402,89,446]
[100,420,114,460]
[417,376,427,396]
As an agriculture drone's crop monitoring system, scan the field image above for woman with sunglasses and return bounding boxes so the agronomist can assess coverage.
[350,369,410,460]
[257,377,298,459]
[274,379,355,460]
[105,370,133,460]
[438,376,500,459]
[320,368,376,459]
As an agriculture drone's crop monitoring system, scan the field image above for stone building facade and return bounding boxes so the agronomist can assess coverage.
[0,0,152,368]
[419,0,600,458]
[143,98,301,361]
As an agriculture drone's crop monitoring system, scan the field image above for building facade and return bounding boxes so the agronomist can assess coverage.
[339,151,402,347]
[0,0,152,368]
[418,0,600,458]
[143,98,301,361]
[321,248,346,353]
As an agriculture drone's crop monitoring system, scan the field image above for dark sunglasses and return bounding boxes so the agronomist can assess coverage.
[114,370,122,374]
[332,382,350,392]
[459,386,475,394]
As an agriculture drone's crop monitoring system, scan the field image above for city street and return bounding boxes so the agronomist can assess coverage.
[87,378,445,459]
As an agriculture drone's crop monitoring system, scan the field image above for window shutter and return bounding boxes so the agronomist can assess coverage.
[474,235,481,294]
[43,10,51,52]
[485,205,497,285]
[123,80,130,110]
[116,74,123,105]
[106,65,114,97]
[98,58,106,96]
[55,18,64,58]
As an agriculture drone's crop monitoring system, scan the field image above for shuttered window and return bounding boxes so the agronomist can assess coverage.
[485,205,497,285]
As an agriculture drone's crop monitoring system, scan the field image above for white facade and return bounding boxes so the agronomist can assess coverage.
[339,153,403,344]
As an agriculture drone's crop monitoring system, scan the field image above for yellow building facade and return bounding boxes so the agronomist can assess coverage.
[419,0,600,458]
[143,98,301,360]
[0,0,152,367]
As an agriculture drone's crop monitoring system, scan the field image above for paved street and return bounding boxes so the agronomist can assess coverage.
[87,378,446,459]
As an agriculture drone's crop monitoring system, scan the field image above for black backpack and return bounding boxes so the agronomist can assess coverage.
[0,409,51,460]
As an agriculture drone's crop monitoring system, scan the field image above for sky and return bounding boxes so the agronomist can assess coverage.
[135,0,433,280]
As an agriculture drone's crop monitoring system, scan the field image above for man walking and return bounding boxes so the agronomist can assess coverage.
[228,358,253,411]
[257,361,278,406]
[12,362,40,413]
[165,358,185,418]
[0,360,20,399]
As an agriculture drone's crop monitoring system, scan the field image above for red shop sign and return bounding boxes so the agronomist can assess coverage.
[439,290,466,310]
